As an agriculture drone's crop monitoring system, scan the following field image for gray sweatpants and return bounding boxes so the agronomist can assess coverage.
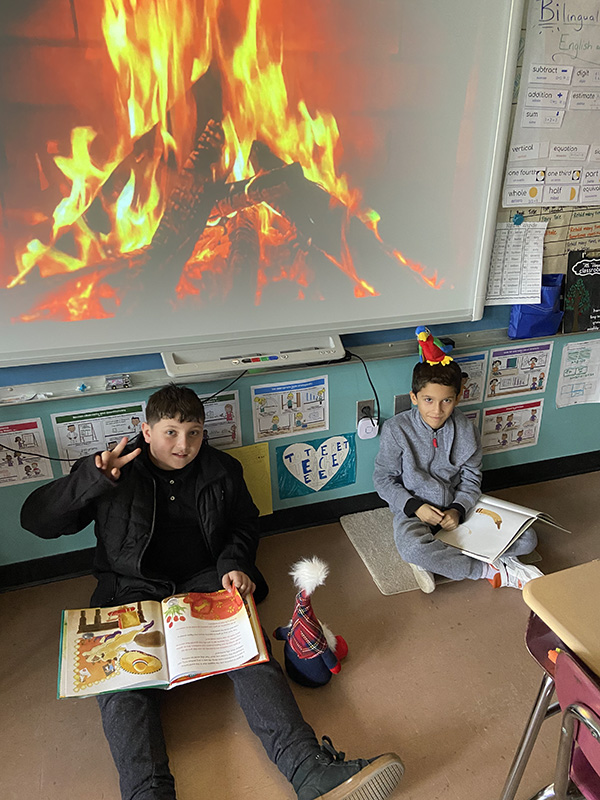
[393,516,538,580]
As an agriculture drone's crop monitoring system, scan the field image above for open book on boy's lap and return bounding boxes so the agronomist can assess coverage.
[433,494,570,563]
[58,589,268,699]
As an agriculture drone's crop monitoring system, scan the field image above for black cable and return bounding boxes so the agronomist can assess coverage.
[201,369,248,403]
[344,349,380,425]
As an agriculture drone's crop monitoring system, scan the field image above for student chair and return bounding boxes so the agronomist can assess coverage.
[529,650,600,800]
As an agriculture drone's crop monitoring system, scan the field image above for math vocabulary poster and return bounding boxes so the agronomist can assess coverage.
[453,351,489,406]
[481,400,543,455]
[486,342,553,401]
[200,391,241,449]
[556,338,600,407]
[277,433,356,498]
[52,403,147,474]
[0,418,52,486]
[251,376,329,442]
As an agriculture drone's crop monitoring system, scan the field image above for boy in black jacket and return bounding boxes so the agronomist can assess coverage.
[22,384,403,800]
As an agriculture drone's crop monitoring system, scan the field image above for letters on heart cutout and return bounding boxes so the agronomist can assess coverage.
[282,436,350,492]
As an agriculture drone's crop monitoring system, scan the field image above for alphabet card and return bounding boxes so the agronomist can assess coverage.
[277,434,356,498]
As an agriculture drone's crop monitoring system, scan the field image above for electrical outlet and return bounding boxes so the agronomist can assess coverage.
[356,399,375,426]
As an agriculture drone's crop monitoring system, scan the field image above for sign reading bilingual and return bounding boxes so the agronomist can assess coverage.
[277,434,356,498]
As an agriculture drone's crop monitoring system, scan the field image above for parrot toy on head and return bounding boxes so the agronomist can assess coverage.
[273,556,348,688]
[415,326,454,366]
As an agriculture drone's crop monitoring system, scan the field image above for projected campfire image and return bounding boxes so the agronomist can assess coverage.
[1,0,442,332]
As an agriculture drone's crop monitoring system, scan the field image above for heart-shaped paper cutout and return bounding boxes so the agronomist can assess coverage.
[281,436,350,492]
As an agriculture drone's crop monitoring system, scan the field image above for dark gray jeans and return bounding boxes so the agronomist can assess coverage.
[97,631,319,800]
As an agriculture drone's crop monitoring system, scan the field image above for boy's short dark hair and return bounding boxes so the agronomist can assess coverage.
[411,360,463,396]
[146,384,205,425]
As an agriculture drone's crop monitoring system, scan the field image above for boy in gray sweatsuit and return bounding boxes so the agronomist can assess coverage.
[373,359,540,592]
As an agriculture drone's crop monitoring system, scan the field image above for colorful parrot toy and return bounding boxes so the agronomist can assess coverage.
[415,326,454,366]
[273,556,348,688]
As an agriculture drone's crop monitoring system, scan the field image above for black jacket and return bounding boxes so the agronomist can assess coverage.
[21,436,264,606]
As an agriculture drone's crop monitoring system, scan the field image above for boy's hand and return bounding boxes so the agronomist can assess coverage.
[415,504,445,526]
[95,436,141,481]
[440,508,461,531]
[222,571,256,598]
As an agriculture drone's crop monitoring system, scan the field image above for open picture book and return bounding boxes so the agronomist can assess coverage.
[434,493,570,563]
[58,589,268,699]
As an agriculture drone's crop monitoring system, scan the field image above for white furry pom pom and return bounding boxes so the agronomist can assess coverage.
[289,556,329,595]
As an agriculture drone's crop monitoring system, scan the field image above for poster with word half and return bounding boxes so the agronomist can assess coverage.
[0,418,52,486]
[52,403,146,475]
[486,342,553,401]
[199,391,241,449]
[454,351,489,405]
[251,376,328,442]
[482,400,543,455]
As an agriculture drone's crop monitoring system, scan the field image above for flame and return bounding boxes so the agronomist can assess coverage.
[9,0,441,321]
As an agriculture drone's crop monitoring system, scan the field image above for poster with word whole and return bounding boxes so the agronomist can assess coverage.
[199,391,241,449]
[482,400,543,455]
[0,418,52,486]
[503,0,600,208]
[52,403,146,475]
[454,351,489,406]
[277,433,356,498]
[486,342,553,401]
[251,376,328,442]
[556,338,600,406]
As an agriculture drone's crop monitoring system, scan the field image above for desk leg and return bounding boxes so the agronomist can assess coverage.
[499,674,559,800]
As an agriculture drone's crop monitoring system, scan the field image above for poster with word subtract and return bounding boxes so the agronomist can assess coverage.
[486,342,553,400]
[52,403,146,475]
[0,418,52,486]
[251,376,328,442]
[454,351,489,405]
[199,391,241,449]
[482,400,543,455]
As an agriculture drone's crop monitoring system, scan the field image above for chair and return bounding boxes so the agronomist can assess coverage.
[529,650,600,800]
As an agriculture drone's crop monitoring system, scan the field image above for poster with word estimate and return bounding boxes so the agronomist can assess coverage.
[0,418,52,486]
[52,403,146,475]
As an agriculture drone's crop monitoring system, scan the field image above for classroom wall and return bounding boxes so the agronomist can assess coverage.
[1,328,597,569]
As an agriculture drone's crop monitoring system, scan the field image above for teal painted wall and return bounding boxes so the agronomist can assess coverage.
[1,331,598,568]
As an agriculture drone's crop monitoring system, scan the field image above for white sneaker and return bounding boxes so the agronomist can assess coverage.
[489,555,543,590]
[408,563,436,593]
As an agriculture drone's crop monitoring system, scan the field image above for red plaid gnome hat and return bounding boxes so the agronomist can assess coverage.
[287,557,329,660]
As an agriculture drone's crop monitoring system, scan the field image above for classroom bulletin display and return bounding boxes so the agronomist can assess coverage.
[0,0,523,367]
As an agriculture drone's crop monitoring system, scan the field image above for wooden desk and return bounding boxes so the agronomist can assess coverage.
[523,560,600,678]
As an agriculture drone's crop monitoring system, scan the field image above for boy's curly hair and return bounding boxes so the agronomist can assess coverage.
[411,360,463,396]
[146,383,205,425]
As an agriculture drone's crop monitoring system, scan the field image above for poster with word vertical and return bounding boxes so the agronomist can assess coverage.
[556,338,600,407]
[486,342,553,401]
[52,403,147,475]
[199,391,241,449]
[454,351,489,405]
[482,400,543,455]
[0,418,52,486]
[251,376,328,442]
[277,434,356,498]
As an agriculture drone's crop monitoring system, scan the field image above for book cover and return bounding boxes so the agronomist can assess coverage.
[58,589,268,699]
[434,494,569,563]
[563,251,600,333]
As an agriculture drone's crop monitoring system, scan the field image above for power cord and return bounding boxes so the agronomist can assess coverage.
[344,349,381,425]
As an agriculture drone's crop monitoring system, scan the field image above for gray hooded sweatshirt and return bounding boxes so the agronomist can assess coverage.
[373,405,482,520]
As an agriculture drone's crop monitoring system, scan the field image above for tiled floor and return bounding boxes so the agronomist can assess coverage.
[2,472,598,800]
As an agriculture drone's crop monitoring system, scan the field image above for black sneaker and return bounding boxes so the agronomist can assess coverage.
[292,736,404,800]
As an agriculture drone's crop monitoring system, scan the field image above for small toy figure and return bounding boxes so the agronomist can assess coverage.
[273,557,348,688]
[415,326,453,366]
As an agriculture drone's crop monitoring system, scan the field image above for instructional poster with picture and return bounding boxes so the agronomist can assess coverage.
[0,418,53,486]
[485,342,553,400]
[52,403,146,475]
[199,391,241,449]
[454,351,489,405]
[251,376,329,442]
[482,400,543,455]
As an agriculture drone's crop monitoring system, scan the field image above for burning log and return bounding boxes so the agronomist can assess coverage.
[227,208,261,302]
[210,162,304,218]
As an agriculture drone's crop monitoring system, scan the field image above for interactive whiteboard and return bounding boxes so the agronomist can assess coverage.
[0,0,523,366]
